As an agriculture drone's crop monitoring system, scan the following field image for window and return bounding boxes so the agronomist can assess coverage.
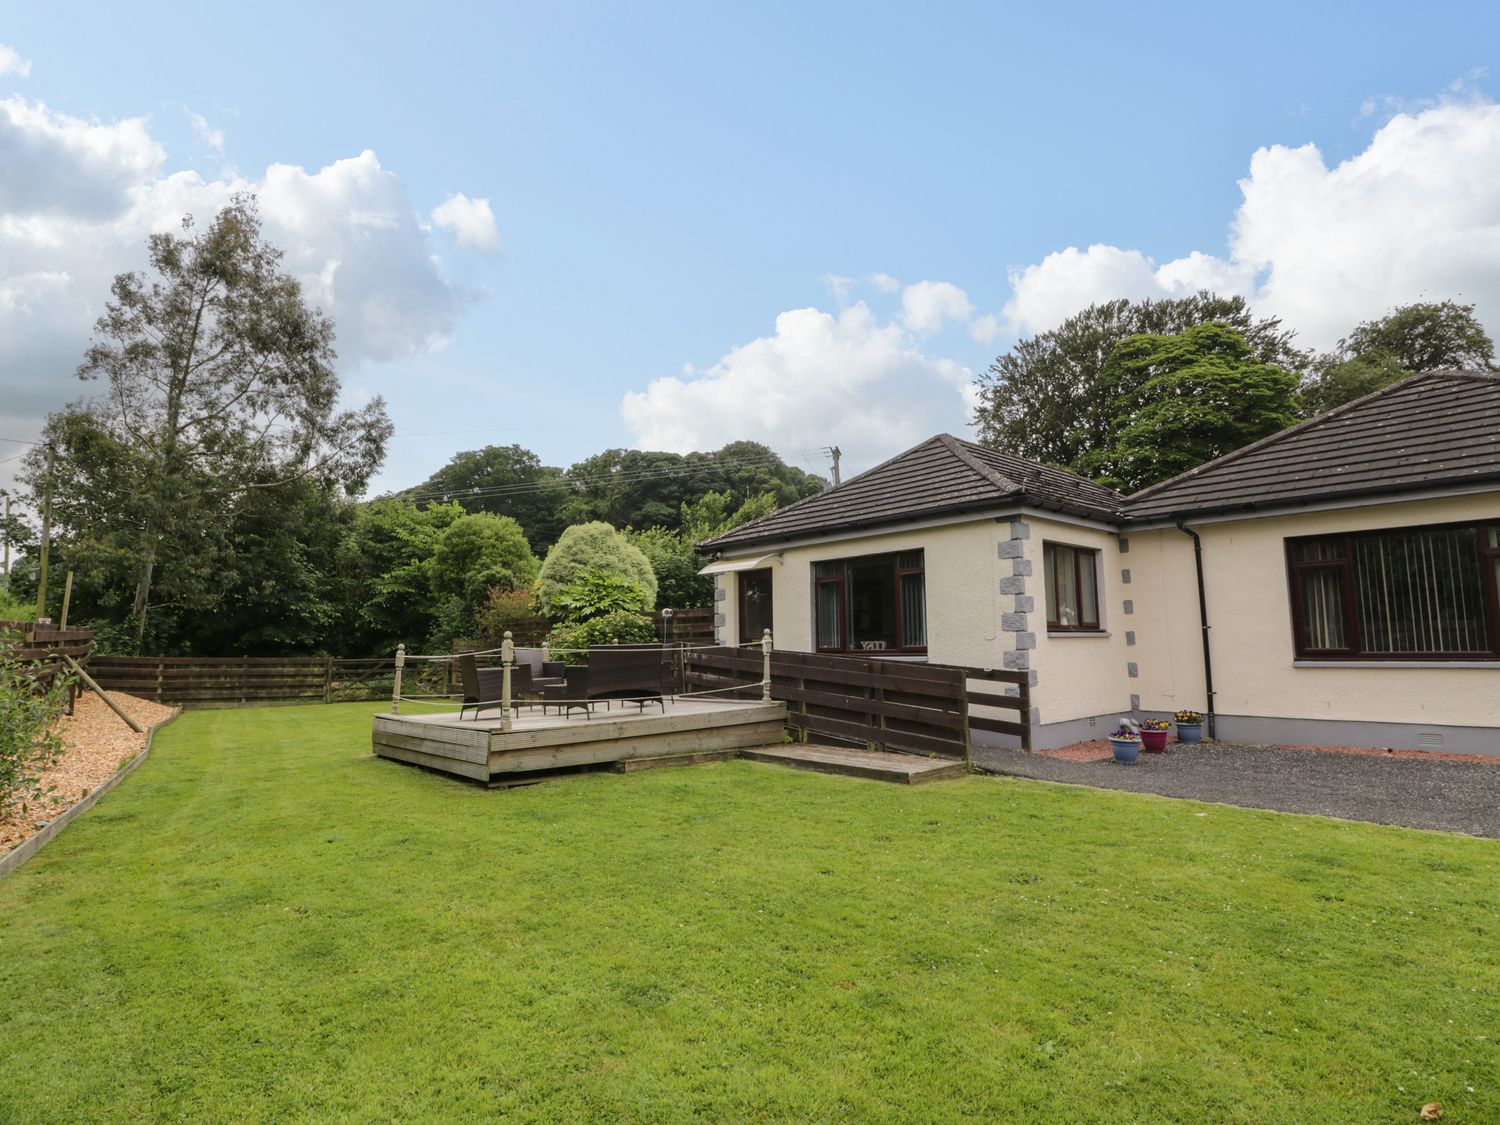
[1287,522,1500,660]
[1043,542,1101,631]
[738,569,773,644]
[812,550,926,652]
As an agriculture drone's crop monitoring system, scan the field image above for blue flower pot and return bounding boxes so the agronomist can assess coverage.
[1176,723,1203,744]
[1109,737,1141,764]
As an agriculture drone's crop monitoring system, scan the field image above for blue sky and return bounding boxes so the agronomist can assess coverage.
[3,1,1500,493]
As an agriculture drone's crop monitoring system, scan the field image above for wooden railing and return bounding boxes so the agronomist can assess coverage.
[683,647,1032,758]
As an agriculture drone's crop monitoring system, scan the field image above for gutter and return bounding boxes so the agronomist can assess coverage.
[1175,517,1217,739]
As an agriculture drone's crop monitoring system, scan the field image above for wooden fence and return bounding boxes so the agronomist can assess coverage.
[88,655,448,707]
[683,647,1031,757]
[658,607,715,644]
[0,621,94,709]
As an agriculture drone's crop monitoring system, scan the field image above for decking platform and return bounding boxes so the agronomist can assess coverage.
[739,743,969,784]
[372,697,788,785]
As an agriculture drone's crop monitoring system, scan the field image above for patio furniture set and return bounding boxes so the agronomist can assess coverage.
[458,645,672,721]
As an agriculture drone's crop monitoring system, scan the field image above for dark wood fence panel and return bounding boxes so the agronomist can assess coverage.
[685,647,978,759]
[684,647,1033,756]
[88,655,448,706]
[657,608,715,644]
[1,621,94,709]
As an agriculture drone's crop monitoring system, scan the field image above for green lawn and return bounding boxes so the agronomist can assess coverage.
[2,704,1497,1122]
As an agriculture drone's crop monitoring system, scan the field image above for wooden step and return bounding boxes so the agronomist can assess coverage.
[611,750,739,773]
[737,743,968,784]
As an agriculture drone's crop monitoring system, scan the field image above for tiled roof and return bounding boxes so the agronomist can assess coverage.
[1121,370,1500,520]
[698,434,1124,552]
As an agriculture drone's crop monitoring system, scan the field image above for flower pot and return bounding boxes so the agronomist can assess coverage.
[1141,728,1170,753]
[1176,722,1203,744]
[1109,737,1141,765]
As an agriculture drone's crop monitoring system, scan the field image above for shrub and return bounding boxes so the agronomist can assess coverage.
[547,611,658,664]
[626,526,712,609]
[474,587,544,642]
[430,513,540,607]
[549,569,651,623]
[537,522,656,613]
[0,631,69,819]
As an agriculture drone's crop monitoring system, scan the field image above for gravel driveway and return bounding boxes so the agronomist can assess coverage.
[972,742,1500,838]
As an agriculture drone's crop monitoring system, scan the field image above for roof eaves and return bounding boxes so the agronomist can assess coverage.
[1121,467,1500,524]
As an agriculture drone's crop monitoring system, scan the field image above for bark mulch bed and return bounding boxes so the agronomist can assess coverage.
[1,692,179,854]
[975,737,1500,838]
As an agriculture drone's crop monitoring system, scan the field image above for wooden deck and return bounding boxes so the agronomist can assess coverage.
[372,697,788,785]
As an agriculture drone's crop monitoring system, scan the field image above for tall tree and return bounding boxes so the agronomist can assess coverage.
[402,444,569,551]
[27,196,391,646]
[973,292,1307,471]
[1300,300,1497,415]
[334,499,464,656]
[1079,323,1301,492]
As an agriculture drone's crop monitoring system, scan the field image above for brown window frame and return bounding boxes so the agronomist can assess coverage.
[737,568,774,645]
[1286,520,1500,661]
[1043,541,1102,632]
[811,550,927,655]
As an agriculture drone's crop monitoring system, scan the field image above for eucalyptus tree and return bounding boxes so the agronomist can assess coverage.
[23,196,390,647]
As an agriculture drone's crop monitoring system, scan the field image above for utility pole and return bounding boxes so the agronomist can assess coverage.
[822,446,842,488]
[2,493,9,581]
[35,443,54,622]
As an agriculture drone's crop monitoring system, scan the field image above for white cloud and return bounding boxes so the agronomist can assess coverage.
[0,96,493,474]
[620,301,972,471]
[185,109,224,153]
[822,272,857,303]
[990,98,1500,352]
[0,44,30,78]
[899,279,974,334]
[0,96,164,218]
[431,192,499,250]
[869,272,900,293]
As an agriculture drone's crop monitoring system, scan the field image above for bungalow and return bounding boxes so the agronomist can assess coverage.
[698,370,1500,753]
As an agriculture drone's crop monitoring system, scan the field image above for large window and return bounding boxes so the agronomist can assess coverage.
[812,550,926,652]
[738,569,773,644]
[1287,522,1500,660]
[1043,542,1101,631]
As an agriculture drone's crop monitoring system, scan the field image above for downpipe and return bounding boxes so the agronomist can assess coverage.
[1175,518,1217,740]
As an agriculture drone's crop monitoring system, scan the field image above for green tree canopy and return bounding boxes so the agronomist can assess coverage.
[558,442,823,532]
[430,513,539,607]
[1079,323,1302,492]
[20,196,390,650]
[973,292,1307,472]
[335,499,465,656]
[536,522,657,614]
[1300,300,1497,415]
[401,443,568,551]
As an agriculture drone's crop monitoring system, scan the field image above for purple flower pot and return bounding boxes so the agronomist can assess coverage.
[1141,729,1170,753]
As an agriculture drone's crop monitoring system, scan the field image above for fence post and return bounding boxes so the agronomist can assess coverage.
[501,630,514,732]
[761,629,773,703]
[391,644,405,715]
[323,656,334,704]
